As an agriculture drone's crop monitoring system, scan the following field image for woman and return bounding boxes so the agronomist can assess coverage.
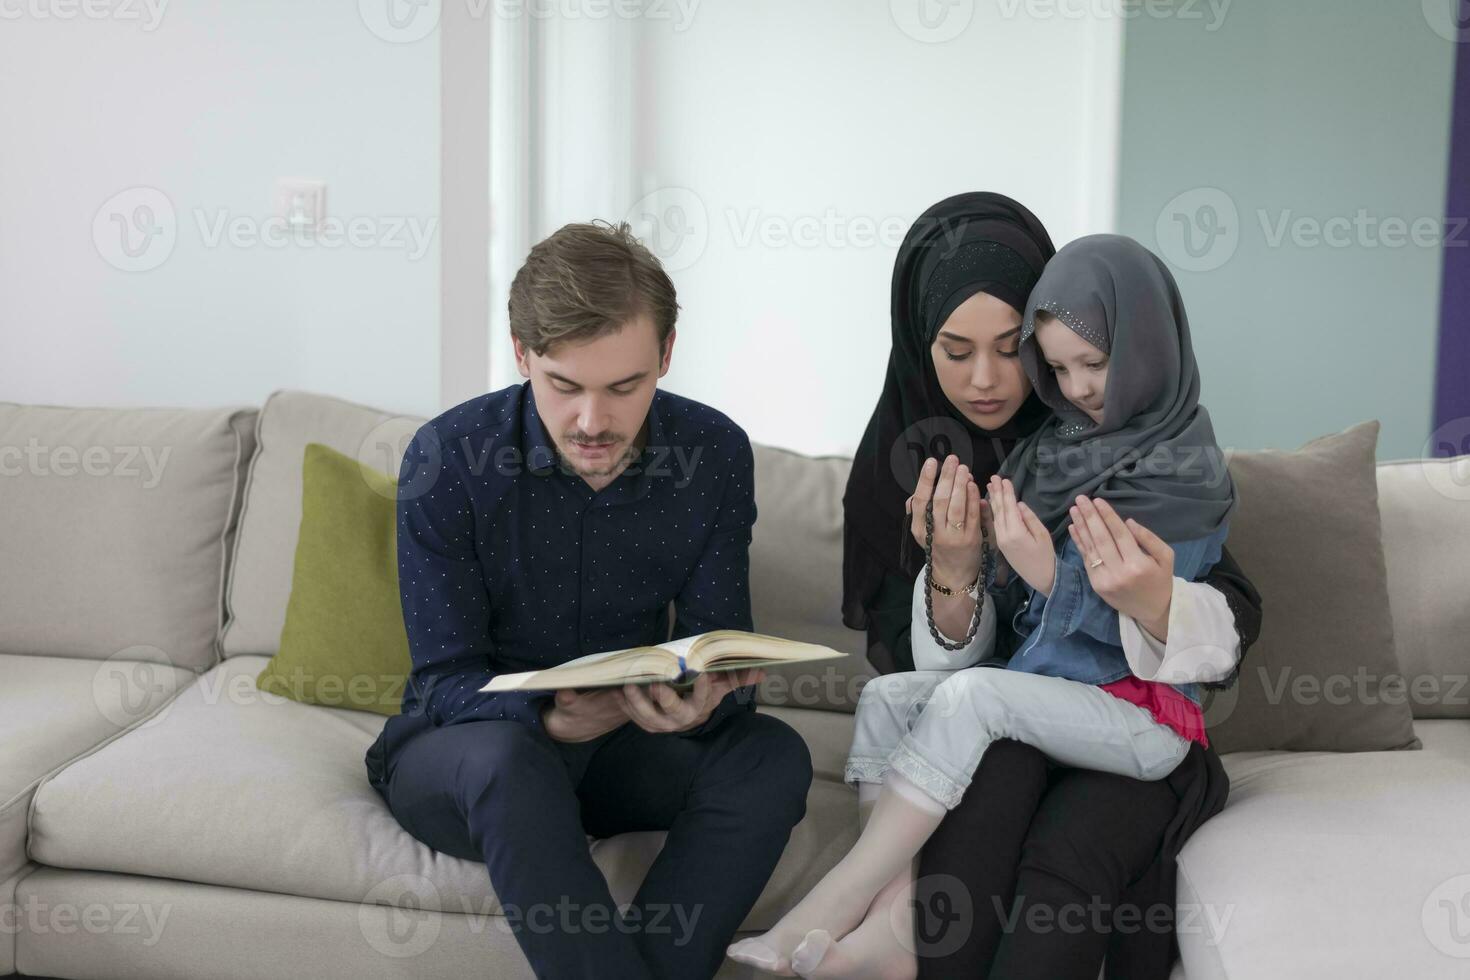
[842,193,1261,979]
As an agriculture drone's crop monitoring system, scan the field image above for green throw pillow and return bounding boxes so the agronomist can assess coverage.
[256,442,409,715]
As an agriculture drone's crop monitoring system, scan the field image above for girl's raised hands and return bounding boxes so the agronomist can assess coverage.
[1067,496,1174,633]
[986,475,1056,596]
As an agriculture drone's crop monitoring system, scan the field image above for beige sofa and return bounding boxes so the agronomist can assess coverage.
[2,390,1467,980]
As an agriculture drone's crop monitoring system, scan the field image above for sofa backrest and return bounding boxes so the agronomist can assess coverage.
[748,445,875,713]
[0,401,256,672]
[1375,456,1470,719]
[5,390,1462,723]
[220,390,424,658]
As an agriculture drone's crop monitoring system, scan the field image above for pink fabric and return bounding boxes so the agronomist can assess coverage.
[1100,676,1210,749]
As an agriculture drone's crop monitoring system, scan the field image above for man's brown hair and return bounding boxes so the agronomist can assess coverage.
[508,220,679,357]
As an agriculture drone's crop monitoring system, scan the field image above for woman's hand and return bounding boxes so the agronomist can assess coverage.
[905,454,984,591]
[1068,496,1174,640]
[987,476,1056,596]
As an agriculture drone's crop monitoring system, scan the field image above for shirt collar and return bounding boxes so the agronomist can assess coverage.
[520,381,667,504]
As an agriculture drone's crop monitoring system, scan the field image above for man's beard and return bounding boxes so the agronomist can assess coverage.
[559,433,637,478]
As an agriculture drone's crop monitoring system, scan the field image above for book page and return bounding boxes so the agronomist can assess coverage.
[550,646,645,670]
[683,631,849,671]
[479,644,672,692]
[656,634,702,660]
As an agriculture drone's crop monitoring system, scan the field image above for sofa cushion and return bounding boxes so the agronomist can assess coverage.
[254,443,409,716]
[29,656,858,933]
[0,653,191,886]
[0,402,257,671]
[1205,421,1420,753]
[1376,454,1470,719]
[221,391,424,658]
[749,445,874,713]
[12,866,530,980]
[0,863,28,976]
[1175,720,1470,978]
[29,655,478,908]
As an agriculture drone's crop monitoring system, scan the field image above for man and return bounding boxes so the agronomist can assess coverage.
[364,220,814,979]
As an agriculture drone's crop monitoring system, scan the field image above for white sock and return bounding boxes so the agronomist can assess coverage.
[857,780,881,831]
[883,768,947,816]
[825,770,945,934]
[741,771,945,971]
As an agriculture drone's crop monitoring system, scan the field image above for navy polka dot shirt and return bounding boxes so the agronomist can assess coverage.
[367,381,758,783]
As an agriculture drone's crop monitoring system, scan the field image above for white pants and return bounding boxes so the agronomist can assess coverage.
[843,666,1192,810]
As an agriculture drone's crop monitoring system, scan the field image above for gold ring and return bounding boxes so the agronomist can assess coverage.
[1088,557,1104,568]
[950,521,965,531]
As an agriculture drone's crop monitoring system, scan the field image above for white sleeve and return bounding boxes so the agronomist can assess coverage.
[910,567,996,672]
[1118,578,1241,684]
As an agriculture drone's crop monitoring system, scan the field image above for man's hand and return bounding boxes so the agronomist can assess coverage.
[616,667,767,735]
[987,475,1056,596]
[541,687,630,743]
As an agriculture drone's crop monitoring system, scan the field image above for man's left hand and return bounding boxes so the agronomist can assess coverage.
[617,667,767,734]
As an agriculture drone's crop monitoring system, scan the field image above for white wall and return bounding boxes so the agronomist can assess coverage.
[485,1,1122,456]
[0,1,441,420]
[526,0,1122,457]
[0,1,1121,447]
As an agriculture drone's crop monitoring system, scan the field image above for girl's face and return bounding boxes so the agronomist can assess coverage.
[1034,315,1109,424]
[929,291,1034,429]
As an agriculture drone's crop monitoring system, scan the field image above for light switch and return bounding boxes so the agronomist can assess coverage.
[274,178,326,233]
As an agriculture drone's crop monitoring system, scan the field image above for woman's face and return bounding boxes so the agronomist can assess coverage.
[929,290,1034,429]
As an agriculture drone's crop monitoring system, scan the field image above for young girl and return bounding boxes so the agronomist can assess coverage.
[728,234,1237,978]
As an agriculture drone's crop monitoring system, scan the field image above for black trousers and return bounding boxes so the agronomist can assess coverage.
[377,710,813,980]
[913,739,1178,979]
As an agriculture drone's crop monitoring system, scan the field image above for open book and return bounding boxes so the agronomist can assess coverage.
[479,630,848,693]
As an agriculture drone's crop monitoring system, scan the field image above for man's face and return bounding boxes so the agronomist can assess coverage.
[514,313,673,489]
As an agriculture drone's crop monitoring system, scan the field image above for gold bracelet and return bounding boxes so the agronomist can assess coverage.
[928,570,980,598]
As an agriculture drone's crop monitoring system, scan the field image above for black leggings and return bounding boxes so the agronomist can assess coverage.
[912,738,1177,979]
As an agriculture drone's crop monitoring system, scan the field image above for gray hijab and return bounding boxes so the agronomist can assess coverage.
[997,234,1236,544]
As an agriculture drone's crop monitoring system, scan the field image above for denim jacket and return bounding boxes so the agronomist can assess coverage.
[990,521,1231,708]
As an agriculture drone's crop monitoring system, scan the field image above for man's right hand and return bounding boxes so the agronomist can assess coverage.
[541,687,629,743]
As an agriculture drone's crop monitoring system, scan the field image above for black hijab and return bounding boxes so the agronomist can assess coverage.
[841,192,1055,635]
